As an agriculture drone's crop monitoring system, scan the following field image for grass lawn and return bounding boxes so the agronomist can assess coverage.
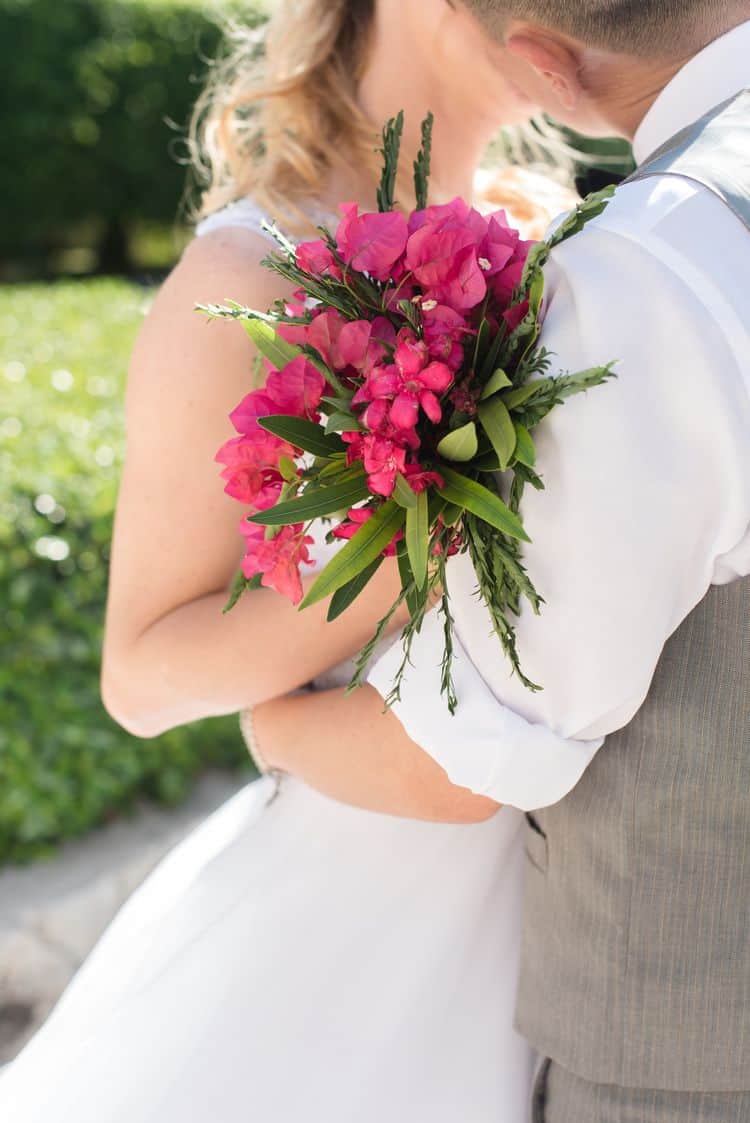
[0,278,249,865]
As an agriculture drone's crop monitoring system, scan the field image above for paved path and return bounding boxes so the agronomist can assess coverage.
[0,771,247,1062]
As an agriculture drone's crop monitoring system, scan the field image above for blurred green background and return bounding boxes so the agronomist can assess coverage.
[0,0,633,864]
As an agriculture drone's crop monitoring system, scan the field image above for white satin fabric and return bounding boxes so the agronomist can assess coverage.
[0,776,533,1122]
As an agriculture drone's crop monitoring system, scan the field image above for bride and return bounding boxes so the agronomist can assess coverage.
[1,2,572,1118]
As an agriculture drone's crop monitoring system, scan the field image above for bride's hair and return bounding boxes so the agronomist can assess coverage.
[189,0,379,230]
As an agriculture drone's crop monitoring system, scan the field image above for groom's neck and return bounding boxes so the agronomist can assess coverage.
[589,14,748,141]
[592,57,688,142]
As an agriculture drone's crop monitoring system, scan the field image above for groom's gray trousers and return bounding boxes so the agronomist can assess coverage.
[532,1060,750,1123]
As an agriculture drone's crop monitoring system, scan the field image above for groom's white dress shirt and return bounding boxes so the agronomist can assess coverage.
[369,22,750,812]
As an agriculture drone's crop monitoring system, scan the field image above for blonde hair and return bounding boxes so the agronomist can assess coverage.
[190,0,378,232]
[188,1,580,237]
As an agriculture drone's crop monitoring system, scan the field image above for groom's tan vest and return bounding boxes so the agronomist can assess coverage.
[515,92,750,1092]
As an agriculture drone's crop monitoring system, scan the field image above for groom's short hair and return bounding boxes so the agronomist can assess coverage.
[467,0,744,55]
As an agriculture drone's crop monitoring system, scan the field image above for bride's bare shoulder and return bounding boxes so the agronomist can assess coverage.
[166,222,284,312]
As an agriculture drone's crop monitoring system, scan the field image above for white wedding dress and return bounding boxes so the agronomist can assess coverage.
[0,202,535,1123]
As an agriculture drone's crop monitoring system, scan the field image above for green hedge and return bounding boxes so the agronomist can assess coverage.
[0,0,265,273]
[0,279,250,864]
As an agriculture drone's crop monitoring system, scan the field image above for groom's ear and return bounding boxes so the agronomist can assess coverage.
[505,27,584,113]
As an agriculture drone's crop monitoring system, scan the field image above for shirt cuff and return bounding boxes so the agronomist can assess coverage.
[367,612,603,812]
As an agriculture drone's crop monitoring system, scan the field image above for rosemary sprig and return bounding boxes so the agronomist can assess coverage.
[413,111,434,210]
[377,111,405,213]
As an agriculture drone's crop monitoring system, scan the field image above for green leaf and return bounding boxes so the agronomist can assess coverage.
[243,319,302,370]
[478,397,517,471]
[502,379,552,410]
[392,473,418,509]
[327,558,384,622]
[248,475,369,525]
[480,368,513,399]
[406,489,429,590]
[301,501,406,608]
[396,542,423,620]
[513,423,537,467]
[278,455,298,482]
[473,318,491,370]
[321,394,354,412]
[437,467,530,542]
[441,502,463,527]
[324,412,361,435]
[259,416,346,459]
[223,571,262,614]
[437,422,479,463]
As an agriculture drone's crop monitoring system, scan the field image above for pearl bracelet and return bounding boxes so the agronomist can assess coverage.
[239,707,286,799]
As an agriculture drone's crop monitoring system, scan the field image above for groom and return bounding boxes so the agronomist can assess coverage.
[258,3,750,1118]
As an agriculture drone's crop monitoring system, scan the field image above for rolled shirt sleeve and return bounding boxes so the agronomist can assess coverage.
[369,180,750,811]
[368,612,603,811]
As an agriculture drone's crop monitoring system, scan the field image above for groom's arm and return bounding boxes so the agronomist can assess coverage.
[365,181,750,812]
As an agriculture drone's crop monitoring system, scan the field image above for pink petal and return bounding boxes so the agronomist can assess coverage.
[389,393,420,431]
[367,467,397,497]
[418,361,454,393]
[419,390,443,425]
[229,390,277,434]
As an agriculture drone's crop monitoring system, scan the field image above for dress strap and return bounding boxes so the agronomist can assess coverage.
[195,198,282,244]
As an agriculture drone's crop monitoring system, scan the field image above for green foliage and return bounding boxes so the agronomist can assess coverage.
[0,0,266,273]
[0,279,249,865]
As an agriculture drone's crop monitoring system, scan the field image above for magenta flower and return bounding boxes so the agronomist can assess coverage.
[264,356,326,419]
[333,507,403,556]
[405,198,489,312]
[362,434,408,497]
[229,389,278,435]
[503,298,530,334]
[360,349,454,432]
[295,238,341,279]
[215,432,293,507]
[336,203,409,282]
[240,520,315,605]
[480,213,534,307]
[402,464,445,493]
[229,357,325,434]
[422,303,469,369]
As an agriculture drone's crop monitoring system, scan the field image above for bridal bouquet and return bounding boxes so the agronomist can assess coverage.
[204,114,615,712]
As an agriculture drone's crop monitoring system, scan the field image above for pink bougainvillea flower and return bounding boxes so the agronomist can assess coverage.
[479,213,534,307]
[332,507,403,556]
[336,203,409,281]
[216,432,293,507]
[240,519,315,605]
[295,238,342,279]
[362,434,408,497]
[229,358,325,435]
[306,308,346,370]
[405,198,489,312]
[408,197,487,241]
[264,356,326,419]
[230,387,280,434]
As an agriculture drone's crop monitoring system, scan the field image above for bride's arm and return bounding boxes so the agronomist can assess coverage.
[252,686,501,824]
[101,231,407,739]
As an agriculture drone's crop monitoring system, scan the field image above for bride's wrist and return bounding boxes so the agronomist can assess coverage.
[240,702,286,776]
